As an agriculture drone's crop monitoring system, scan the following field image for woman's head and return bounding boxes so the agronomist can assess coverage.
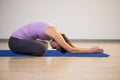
[50,33,74,53]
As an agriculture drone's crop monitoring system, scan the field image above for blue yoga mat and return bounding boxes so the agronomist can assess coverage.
[0,50,109,57]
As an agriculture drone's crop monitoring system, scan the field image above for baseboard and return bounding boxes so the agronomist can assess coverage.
[0,39,120,42]
[0,39,8,42]
[70,39,120,42]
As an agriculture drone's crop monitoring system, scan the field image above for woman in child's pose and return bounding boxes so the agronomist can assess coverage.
[8,21,104,56]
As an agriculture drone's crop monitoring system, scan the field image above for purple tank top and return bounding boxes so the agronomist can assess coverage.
[11,22,53,40]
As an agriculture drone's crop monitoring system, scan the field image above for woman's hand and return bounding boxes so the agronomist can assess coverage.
[89,46,104,53]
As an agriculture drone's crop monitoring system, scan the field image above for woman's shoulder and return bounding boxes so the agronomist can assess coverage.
[45,26,59,38]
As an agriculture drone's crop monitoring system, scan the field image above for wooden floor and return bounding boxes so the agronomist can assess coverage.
[0,41,120,80]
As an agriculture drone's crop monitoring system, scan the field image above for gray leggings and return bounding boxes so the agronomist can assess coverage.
[8,37,48,56]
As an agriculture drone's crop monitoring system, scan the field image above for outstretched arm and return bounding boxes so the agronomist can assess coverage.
[45,27,104,53]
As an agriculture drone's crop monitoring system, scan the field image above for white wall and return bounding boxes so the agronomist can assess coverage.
[0,0,120,39]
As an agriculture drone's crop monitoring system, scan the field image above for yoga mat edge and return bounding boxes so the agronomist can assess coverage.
[0,50,109,57]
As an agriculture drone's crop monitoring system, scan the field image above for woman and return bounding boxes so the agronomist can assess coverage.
[8,21,104,56]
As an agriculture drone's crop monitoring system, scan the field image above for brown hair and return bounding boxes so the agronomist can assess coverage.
[52,33,74,53]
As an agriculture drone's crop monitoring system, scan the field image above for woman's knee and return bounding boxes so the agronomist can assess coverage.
[32,46,48,56]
